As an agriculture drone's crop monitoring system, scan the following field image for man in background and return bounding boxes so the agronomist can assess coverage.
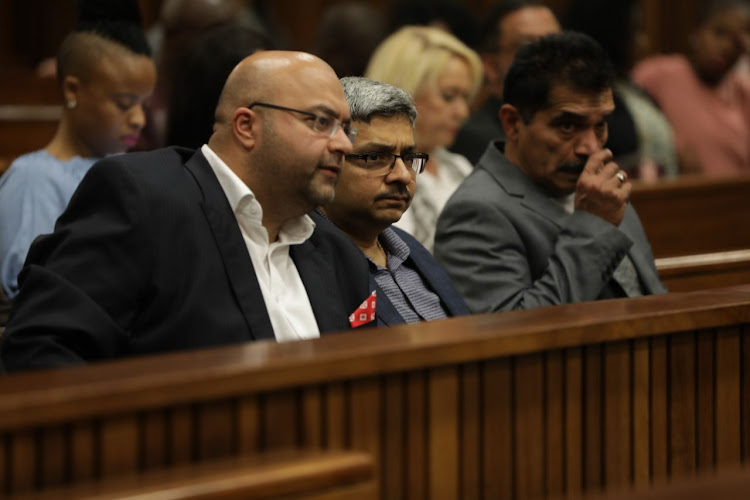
[451,0,560,164]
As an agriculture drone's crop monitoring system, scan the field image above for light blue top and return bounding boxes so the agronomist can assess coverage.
[0,150,97,298]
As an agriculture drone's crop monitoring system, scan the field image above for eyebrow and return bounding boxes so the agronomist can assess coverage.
[549,109,613,125]
[353,142,417,153]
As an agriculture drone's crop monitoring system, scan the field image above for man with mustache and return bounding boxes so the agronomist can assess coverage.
[2,51,371,371]
[434,32,665,313]
[321,77,469,325]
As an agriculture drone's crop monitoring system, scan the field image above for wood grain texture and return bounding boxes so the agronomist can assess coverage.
[459,364,481,500]
[515,354,545,499]
[632,339,651,485]
[428,367,459,500]
[483,358,513,500]
[631,175,750,258]
[669,333,697,475]
[715,327,741,465]
[604,342,632,487]
[1,287,750,497]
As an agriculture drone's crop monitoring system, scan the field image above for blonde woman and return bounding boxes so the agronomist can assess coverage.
[365,25,482,252]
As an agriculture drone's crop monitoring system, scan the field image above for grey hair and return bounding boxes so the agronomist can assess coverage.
[340,76,417,127]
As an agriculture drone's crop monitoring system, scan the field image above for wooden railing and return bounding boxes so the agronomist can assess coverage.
[631,176,750,291]
[7,451,377,500]
[569,466,750,500]
[1,286,750,498]
[0,104,59,175]
[631,175,750,258]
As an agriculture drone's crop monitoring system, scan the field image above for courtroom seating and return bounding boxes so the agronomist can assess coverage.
[1,286,750,498]
[7,451,377,500]
[0,104,60,171]
[631,176,750,291]
[630,175,750,258]
[568,466,750,500]
[0,66,62,174]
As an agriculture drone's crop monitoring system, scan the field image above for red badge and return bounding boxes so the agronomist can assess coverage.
[349,291,377,328]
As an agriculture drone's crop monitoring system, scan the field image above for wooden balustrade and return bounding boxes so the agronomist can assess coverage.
[6,451,377,500]
[1,286,750,498]
[630,175,750,259]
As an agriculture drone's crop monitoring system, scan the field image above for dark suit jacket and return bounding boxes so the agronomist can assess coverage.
[0,147,370,371]
[373,227,470,326]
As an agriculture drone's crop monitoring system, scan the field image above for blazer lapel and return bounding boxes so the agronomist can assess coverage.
[291,240,352,333]
[480,143,568,228]
[619,208,668,295]
[369,277,405,327]
[184,151,275,341]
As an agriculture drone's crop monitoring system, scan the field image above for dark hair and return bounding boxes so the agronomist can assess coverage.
[387,0,479,47]
[479,0,551,52]
[74,0,151,56]
[313,2,388,77]
[56,0,151,84]
[503,31,615,122]
[696,0,750,25]
[564,0,637,74]
[166,24,275,149]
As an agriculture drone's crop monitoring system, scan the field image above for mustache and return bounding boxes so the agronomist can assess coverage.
[558,161,585,175]
[374,186,412,203]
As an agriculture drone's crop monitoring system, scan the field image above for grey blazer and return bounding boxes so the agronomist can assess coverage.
[434,142,666,313]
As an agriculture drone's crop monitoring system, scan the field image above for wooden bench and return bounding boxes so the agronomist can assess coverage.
[569,466,750,500]
[630,175,750,258]
[7,451,377,500]
[630,176,750,291]
[656,249,750,292]
[2,285,750,498]
[0,104,59,172]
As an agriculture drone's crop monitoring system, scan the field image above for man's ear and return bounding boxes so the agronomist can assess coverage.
[499,103,523,142]
[62,75,80,109]
[232,107,256,150]
[480,52,498,86]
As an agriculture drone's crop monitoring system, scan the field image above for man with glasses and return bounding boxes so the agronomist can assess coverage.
[2,51,372,371]
[321,77,469,325]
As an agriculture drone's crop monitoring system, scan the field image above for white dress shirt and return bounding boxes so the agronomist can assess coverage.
[201,145,320,341]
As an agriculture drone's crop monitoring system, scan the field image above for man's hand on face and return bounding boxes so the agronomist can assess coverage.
[574,148,631,227]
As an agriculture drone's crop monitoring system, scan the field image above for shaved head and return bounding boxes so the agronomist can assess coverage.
[214,51,339,128]
[206,50,353,238]
[57,32,144,85]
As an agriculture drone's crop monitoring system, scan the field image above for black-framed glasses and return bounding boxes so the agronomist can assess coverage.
[345,151,429,176]
[247,101,357,142]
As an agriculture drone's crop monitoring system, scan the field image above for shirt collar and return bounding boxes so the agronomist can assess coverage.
[551,192,575,214]
[201,144,315,242]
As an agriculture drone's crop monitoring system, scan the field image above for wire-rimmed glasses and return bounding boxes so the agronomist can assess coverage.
[247,102,358,142]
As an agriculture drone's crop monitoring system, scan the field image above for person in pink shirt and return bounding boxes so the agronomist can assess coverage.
[632,0,750,176]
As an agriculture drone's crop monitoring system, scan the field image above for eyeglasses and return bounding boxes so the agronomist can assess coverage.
[345,151,429,176]
[247,102,358,142]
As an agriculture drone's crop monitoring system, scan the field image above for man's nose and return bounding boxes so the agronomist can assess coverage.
[575,128,601,157]
[386,156,413,184]
[329,125,353,155]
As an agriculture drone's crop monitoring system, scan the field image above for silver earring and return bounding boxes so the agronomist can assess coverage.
[66,100,77,109]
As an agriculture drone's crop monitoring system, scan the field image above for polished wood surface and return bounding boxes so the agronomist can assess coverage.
[1,286,750,497]
[656,250,750,292]
[630,175,750,258]
[0,104,59,169]
[568,466,750,500]
[7,451,377,500]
